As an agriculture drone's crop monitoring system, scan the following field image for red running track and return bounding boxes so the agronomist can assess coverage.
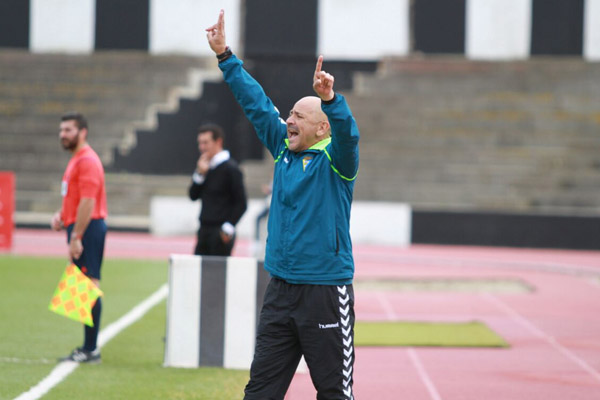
[6,229,600,399]
[288,245,600,400]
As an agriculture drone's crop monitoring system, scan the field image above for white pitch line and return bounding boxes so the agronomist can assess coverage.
[97,284,168,347]
[0,358,55,365]
[407,348,443,400]
[13,283,168,400]
[483,293,600,384]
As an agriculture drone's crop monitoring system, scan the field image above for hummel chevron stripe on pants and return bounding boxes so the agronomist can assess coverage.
[244,278,356,400]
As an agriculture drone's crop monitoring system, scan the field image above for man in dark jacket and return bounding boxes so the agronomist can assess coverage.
[206,10,359,400]
[188,124,247,256]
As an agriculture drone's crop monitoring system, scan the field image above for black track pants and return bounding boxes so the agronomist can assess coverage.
[244,278,355,400]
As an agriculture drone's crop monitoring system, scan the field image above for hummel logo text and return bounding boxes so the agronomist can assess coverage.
[319,322,340,329]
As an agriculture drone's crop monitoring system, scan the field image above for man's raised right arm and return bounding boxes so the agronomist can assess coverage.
[205,10,285,156]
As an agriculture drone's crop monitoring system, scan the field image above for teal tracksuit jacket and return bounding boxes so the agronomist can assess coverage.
[220,55,360,285]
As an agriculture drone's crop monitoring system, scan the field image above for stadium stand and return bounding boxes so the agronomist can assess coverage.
[1,0,599,248]
[347,57,600,214]
[0,50,213,227]
[2,51,599,225]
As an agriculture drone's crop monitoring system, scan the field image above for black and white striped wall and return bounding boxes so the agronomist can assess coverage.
[0,0,242,55]
[1,0,600,61]
[164,255,270,369]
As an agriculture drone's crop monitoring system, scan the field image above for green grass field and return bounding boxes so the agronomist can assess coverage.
[0,255,248,400]
[355,321,508,347]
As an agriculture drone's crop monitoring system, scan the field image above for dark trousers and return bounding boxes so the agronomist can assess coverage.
[194,225,235,256]
[66,219,106,279]
[244,278,355,400]
[66,219,106,350]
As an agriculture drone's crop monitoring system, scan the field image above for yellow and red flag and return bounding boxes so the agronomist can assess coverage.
[48,264,103,327]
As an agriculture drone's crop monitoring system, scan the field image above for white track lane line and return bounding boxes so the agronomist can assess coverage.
[483,293,600,384]
[407,348,443,400]
[13,283,168,400]
[374,291,398,320]
[375,291,443,399]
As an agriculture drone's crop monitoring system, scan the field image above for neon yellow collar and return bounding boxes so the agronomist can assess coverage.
[284,137,331,151]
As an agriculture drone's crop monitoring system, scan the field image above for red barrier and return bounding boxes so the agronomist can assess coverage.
[0,172,15,250]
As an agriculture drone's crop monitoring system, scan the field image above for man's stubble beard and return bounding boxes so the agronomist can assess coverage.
[61,132,79,151]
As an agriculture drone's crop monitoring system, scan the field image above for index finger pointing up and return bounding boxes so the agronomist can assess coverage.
[218,9,225,31]
[314,55,323,78]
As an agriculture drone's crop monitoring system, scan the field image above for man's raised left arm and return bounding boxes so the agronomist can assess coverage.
[313,56,359,181]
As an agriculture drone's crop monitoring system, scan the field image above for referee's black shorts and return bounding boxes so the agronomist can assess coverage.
[66,219,107,280]
[244,278,356,400]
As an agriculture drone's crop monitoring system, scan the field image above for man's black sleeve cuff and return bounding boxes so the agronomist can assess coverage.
[322,94,337,105]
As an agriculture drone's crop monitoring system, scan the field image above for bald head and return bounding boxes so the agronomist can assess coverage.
[296,96,328,123]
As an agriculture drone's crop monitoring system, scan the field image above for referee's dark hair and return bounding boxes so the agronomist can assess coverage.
[198,123,225,143]
[61,112,88,131]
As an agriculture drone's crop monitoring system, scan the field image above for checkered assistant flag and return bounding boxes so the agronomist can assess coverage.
[48,264,103,327]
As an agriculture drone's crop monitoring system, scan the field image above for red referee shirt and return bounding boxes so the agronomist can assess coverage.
[60,145,108,227]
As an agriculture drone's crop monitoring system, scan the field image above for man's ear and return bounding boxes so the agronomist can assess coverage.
[316,121,330,138]
[79,128,89,141]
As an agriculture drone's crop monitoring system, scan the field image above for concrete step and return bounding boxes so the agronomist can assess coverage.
[0,81,182,101]
[0,100,165,120]
[1,126,132,151]
[347,96,600,138]
[0,50,210,78]
[0,152,71,173]
[354,177,600,210]
[355,57,600,96]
